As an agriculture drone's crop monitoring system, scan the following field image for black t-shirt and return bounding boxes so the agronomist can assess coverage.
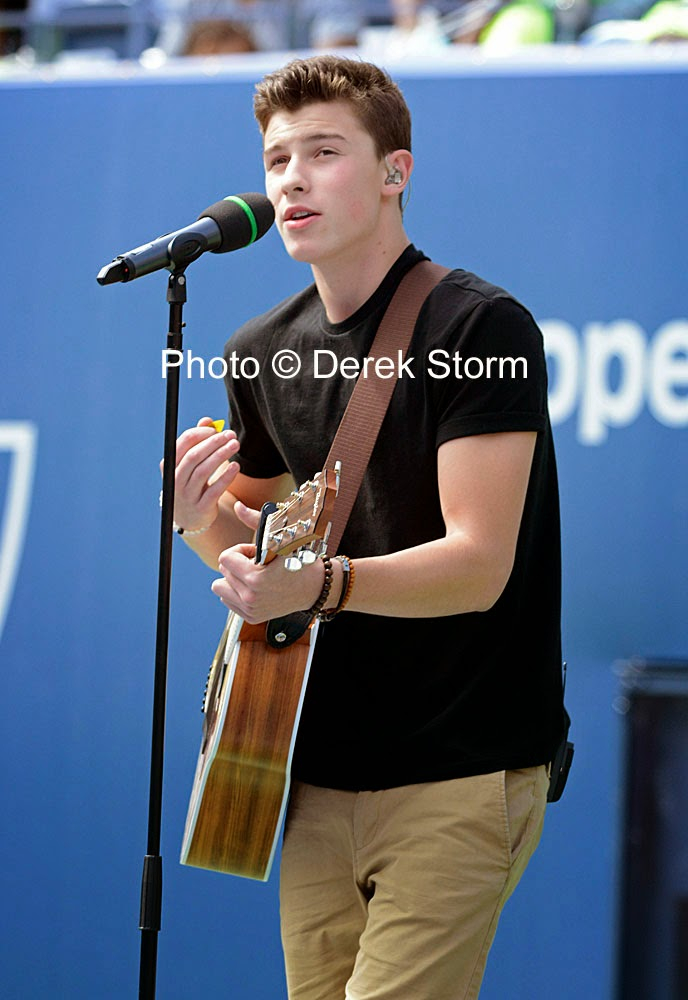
[224,246,564,791]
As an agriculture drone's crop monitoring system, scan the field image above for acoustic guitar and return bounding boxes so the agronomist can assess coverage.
[180,464,340,881]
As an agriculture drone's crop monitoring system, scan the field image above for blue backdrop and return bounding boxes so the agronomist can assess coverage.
[1,49,687,999]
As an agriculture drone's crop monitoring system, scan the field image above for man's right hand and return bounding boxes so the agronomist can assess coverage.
[162,416,241,534]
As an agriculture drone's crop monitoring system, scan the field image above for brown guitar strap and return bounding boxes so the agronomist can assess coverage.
[265,259,448,648]
[323,259,449,555]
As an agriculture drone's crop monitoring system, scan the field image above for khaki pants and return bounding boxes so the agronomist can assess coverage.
[280,767,548,1000]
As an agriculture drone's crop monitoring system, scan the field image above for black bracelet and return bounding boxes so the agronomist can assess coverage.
[307,555,333,619]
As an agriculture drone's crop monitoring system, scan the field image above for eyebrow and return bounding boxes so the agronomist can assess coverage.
[263,132,349,160]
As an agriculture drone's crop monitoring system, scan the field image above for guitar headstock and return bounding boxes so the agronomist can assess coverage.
[256,462,341,568]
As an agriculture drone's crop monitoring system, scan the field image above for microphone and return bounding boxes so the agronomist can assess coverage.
[96,193,275,285]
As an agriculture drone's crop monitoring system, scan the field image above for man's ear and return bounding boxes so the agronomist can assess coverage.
[381,150,414,197]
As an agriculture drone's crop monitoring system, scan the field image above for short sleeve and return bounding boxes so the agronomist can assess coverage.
[429,295,548,449]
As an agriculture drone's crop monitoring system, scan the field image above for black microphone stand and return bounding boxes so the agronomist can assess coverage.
[138,267,188,999]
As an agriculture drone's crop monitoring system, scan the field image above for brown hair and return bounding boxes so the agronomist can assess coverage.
[253,55,411,157]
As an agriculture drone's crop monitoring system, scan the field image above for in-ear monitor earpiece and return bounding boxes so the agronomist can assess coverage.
[384,159,403,185]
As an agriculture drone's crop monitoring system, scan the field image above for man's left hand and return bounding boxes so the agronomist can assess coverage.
[211,499,325,623]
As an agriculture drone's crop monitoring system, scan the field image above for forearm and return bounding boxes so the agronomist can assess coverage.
[211,529,511,626]
[342,533,513,618]
[335,430,533,618]
[212,433,534,623]
[180,492,252,569]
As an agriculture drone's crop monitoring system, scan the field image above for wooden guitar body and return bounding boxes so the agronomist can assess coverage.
[180,466,338,881]
[180,617,319,880]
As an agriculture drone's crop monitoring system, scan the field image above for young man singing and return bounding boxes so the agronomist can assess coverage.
[170,55,565,1000]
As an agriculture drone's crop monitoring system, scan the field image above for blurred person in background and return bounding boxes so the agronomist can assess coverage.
[158,0,364,57]
[181,17,255,53]
[0,0,27,55]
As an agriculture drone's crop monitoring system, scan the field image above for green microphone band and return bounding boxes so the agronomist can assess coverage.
[224,195,258,244]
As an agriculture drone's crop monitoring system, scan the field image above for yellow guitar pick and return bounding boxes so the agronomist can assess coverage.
[211,419,225,433]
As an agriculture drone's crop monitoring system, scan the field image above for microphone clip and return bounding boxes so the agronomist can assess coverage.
[97,227,211,286]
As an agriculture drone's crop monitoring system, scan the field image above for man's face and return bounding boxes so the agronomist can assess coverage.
[262,100,387,269]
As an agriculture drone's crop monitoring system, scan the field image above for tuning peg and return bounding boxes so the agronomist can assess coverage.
[284,547,319,572]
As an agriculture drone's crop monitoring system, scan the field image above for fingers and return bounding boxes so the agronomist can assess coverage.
[213,546,259,619]
[213,542,324,624]
[233,500,261,532]
[160,421,234,474]
[177,431,237,493]
[176,424,237,471]
[211,575,249,617]
[162,419,241,533]
[218,542,257,571]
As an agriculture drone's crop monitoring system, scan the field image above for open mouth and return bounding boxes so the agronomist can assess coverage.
[285,207,319,224]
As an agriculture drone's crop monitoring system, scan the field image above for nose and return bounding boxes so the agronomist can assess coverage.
[282,155,307,194]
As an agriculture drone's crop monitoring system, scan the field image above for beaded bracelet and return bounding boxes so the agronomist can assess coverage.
[318,555,355,622]
[307,555,333,619]
[173,521,211,537]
